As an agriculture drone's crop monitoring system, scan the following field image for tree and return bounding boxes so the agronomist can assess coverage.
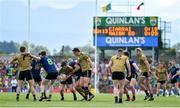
[172,43,180,50]
[0,41,18,54]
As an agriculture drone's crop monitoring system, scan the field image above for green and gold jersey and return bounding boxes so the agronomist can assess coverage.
[111,55,128,72]
[138,54,148,73]
[58,66,73,75]
[156,67,167,81]
[16,54,32,71]
[77,52,91,72]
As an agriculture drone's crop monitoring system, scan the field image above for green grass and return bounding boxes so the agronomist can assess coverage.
[0,93,179,107]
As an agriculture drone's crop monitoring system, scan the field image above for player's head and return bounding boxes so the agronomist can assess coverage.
[171,60,176,66]
[39,51,46,57]
[72,48,80,56]
[159,61,164,68]
[123,51,130,57]
[20,46,26,53]
[61,61,67,68]
[117,48,124,56]
[135,48,143,56]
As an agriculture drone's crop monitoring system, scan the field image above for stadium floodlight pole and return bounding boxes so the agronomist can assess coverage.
[27,0,31,52]
[94,0,98,93]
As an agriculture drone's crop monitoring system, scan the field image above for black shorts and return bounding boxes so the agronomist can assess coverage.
[126,74,137,81]
[74,74,81,82]
[32,74,42,83]
[158,80,166,84]
[132,74,138,79]
[18,70,33,81]
[81,70,92,78]
[45,72,58,80]
[61,77,73,84]
[112,72,125,80]
[171,79,177,84]
[33,77,42,83]
[141,72,149,78]
[74,71,82,82]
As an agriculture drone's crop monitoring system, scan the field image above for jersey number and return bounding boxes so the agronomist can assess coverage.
[47,59,53,65]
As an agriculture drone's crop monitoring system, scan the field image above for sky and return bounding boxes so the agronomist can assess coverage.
[0,0,180,52]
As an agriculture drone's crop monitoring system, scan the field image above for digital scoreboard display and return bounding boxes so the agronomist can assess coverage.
[93,16,158,37]
[93,16,159,47]
[93,26,158,36]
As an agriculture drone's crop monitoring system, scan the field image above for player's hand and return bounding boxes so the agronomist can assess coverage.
[155,77,159,80]
[64,74,72,81]
[128,72,131,77]
[147,72,150,77]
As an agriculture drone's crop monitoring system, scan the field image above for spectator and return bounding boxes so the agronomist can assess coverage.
[11,77,17,92]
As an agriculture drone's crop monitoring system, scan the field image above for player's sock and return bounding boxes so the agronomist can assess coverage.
[75,86,87,100]
[41,92,44,97]
[47,94,52,101]
[44,91,47,99]
[150,93,153,98]
[132,95,136,101]
[163,89,166,96]
[16,94,19,101]
[125,94,130,101]
[73,92,77,101]
[39,92,44,101]
[82,87,88,93]
[82,87,89,95]
[26,93,29,99]
[148,94,154,101]
[33,94,37,101]
[88,91,93,96]
[114,96,118,103]
[119,98,122,103]
[144,90,149,96]
[60,91,64,101]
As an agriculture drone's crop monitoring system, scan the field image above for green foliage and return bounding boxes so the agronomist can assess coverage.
[172,43,180,50]
[0,41,49,54]
[0,41,18,54]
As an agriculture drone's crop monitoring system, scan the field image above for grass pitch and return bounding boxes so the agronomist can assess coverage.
[0,93,179,107]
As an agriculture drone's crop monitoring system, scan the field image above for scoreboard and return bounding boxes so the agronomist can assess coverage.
[93,16,159,47]
[93,26,158,36]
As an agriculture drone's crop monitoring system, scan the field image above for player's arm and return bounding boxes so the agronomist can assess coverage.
[132,62,140,72]
[165,69,169,81]
[154,69,159,80]
[30,55,41,61]
[88,57,93,67]
[9,55,17,64]
[126,59,131,77]
[107,59,113,73]
[68,64,81,76]
[144,58,151,76]
[172,69,179,79]
[57,67,63,80]
[58,67,62,75]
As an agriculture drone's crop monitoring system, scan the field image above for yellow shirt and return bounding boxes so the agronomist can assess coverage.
[58,66,73,75]
[77,52,91,72]
[138,54,148,73]
[111,55,128,72]
[16,54,32,71]
[156,67,167,81]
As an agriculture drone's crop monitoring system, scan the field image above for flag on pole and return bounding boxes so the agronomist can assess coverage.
[137,2,144,10]
[102,3,111,13]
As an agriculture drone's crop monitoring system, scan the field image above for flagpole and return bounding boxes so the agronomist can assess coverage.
[28,0,31,52]
[94,0,98,93]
